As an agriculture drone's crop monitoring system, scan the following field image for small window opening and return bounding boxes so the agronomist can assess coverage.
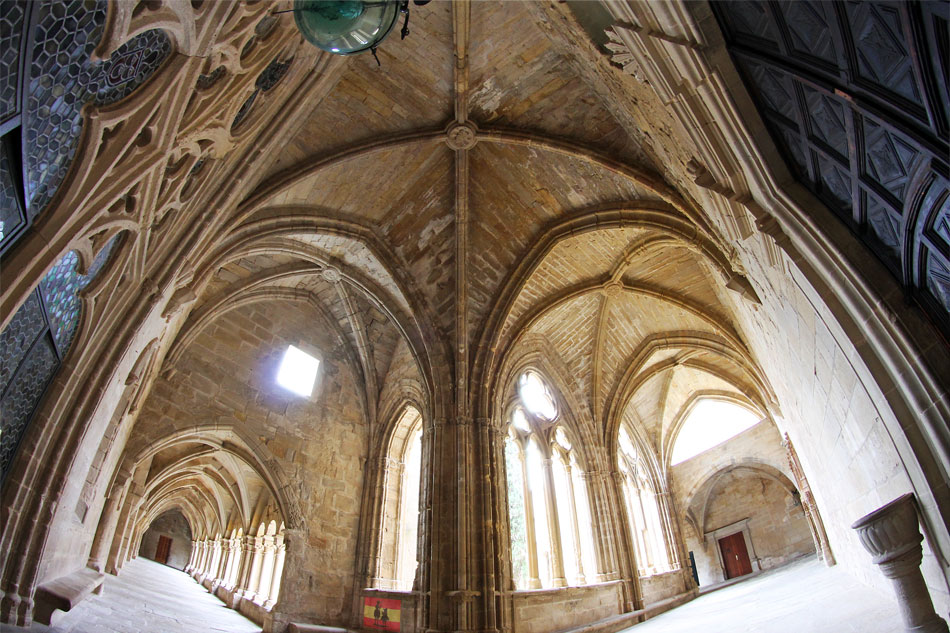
[519,372,557,420]
[670,399,762,465]
[276,345,319,397]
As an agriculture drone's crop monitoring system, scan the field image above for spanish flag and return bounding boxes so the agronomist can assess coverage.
[363,597,401,632]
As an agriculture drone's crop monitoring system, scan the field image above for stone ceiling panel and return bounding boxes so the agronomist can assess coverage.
[470,142,662,345]
[286,233,409,315]
[499,227,644,347]
[529,292,602,415]
[267,2,454,175]
[601,291,720,419]
[273,143,451,223]
[469,1,647,163]
[619,246,736,332]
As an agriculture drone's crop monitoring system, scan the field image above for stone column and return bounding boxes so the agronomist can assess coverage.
[542,456,567,588]
[235,536,256,598]
[213,540,229,587]
[563,460,586,584]
[851,494,948,633]
[224,539,237,587]
[185,541,198,574]
[587,471,621,582]
[655,492,679,570]
[245,537,265,601]
[607,470,643,611]
[518,445,542,589]
[107,482,145,574]
[265,538,285,609]
[199,540,211,578]
[88,479,129,572]
[257,536,276,605]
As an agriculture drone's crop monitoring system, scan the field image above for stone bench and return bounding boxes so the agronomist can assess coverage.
[33,567,105,625]
[288,624,349,633]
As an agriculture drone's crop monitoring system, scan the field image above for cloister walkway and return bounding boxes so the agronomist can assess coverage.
[625,556,903,633]
[0,555,910,633]
[3,557,260,633]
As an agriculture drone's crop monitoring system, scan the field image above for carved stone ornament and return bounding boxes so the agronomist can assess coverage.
[445,122,478,151]
[603,280,623,298]
[851,494,949,633]
[321,266,342,284]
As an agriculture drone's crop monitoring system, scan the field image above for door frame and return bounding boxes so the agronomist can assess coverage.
[704,518,761,580]
[155,534,172,565]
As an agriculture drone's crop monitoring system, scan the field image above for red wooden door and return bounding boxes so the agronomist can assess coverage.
[718,532,752,579]
[155,535,172,565]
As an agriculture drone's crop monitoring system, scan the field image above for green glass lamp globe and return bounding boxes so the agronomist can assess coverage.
[293,0,402,55]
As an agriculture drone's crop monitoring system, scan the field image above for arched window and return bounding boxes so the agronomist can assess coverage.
[617,426,674,576]
[505,372,596,589]
[670,398,763,465]
[377,406,423,590]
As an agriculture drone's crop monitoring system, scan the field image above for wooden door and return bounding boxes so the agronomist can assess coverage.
[155,535,172,565]
[718,532,752,579]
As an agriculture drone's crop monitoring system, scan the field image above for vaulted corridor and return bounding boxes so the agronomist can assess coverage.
[3,558,260,633]
[1,1,947,633]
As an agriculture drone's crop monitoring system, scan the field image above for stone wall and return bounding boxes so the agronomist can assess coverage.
[704,471,813,577]
[726,262,949,612]
[670,421,792,504]
[138,510,192,570]
[129,298,369,628]
[511,582,623,633]
[638,570,687,605]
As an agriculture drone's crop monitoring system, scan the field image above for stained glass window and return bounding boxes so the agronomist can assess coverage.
[0,232,123,480]
[231,55,293,132]
[0,0,170,254]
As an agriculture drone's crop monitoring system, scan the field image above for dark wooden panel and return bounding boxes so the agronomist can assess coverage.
[713,0,950,336]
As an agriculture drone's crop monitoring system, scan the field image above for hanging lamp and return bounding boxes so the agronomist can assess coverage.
[293,0,429,58]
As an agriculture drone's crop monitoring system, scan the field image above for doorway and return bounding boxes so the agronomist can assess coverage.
[155,535,172,565]
[718,532,752,579]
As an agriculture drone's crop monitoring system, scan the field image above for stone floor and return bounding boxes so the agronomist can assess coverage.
[1,558,260,633]
[0,556,909,633]
[626,556,903,633]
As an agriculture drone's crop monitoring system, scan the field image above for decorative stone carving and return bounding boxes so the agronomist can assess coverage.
[851,494,949,633]
[604,27,643,81]
[321,266,342,284]
[444,122,478,150]
[603,280,624,298]
[783,434,834,566]
[161,286,198,320]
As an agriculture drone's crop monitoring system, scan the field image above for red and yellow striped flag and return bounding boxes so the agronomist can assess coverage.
[363,597,401,632]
